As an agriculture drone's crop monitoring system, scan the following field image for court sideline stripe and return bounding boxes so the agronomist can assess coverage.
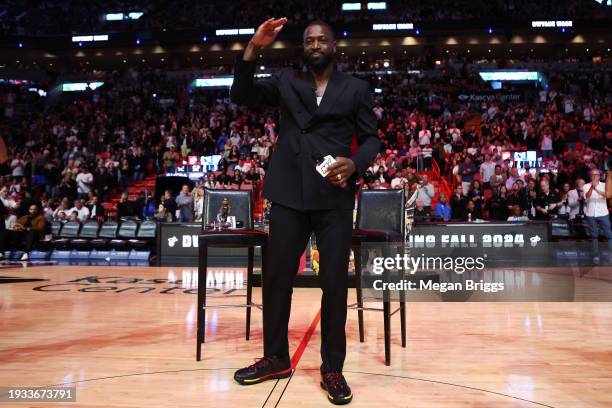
[291,308,321,368]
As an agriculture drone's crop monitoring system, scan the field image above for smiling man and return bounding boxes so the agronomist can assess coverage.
[229,18,379,405]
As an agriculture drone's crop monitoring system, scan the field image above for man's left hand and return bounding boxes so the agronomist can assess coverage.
[326,157,356,186]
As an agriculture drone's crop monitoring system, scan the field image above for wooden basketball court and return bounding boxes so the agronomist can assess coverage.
[1,264,611,407]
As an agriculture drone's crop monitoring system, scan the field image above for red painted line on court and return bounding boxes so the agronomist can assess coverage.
[290,308,321,369]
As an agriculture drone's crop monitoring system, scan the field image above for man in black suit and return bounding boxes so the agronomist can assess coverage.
[87,195,105,221]
[230,18,379,405]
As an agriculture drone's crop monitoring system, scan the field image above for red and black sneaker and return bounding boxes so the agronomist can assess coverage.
[233,356,292,385]
[320,370,353,405]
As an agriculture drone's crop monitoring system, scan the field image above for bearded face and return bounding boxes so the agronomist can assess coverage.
[302,23,336,71]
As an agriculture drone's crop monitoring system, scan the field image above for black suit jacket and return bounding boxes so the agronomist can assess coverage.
[230,57,380,210]
[88,204,105,219]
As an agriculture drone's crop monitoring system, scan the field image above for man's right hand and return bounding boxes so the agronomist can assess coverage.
[251,17,288,48]
[243,17,287,61]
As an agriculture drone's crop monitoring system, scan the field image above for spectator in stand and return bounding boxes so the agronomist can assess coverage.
[41,196,55,222]
[557,182,572,218]
[535,179,562,220]
[450,186,467,221]
[0,187,17,212]
[418,126,431,147]
[227,145,240,170]
[505,168,523,191]
[9,204,48,260]
[118,158,131,191]
[132,149,147,181]
[245,166,261,184]
[117,192,136,218]
[11,153,25,180]
[480,154,496,190]
[69,198,90,222]
[153,204,170,222]
[524,179,538,218]
[235,153,254,173]
[467,180,484,213]
[132,192,147,220]
[567,178,586,220]
[58,173,77,201]
[143,197,156,219]
[464,200,482,222]
[176,184,194,222]
[372,166,391,185]
[507,205,529,222]
[433,193,451,221]
[232,169,245,187]
[204,172,221,189]
[17,190,42,218]
[459,156,477,196]
[414,199,431,221]
[162,190,177,222]
[216,168,233,186]
[75,165,94,200]
[486,185,510,221]
[390,169,408,189]
[163,146,179,174]
[52,198,71,221]
[506,179,524,216]
[87,195,105,222]
[489,165,506,190]
[584,169,612,264]
[541,129,554,159]
[193,187,204,222]
[415,175,435,212]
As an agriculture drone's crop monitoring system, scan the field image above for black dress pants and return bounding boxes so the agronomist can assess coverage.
[2,230,38,252]
[263,202,353,372]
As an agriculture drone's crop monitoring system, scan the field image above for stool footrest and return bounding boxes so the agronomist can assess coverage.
[348,304,402,315]
[202,303,262,310]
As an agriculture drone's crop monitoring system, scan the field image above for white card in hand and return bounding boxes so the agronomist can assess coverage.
[315,155,336,177]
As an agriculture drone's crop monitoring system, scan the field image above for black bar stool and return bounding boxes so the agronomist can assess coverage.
[196,189,267,361]
[351,189,406,366]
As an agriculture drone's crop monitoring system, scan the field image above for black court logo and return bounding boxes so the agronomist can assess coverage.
[0,276,49,284]
[30,274,247,295]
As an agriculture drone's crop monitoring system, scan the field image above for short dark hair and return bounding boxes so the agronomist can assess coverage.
[304,20,335,40]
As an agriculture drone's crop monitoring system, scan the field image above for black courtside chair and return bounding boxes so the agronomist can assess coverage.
[51,220,63,238]
[51,221,81,248]
[196,189,267,361]
[71,220,101,249]
[129,220,158,249]
[351,189,406,366]
[90,221,119,250]
[37,220,63,251]
[109,219,139,250]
